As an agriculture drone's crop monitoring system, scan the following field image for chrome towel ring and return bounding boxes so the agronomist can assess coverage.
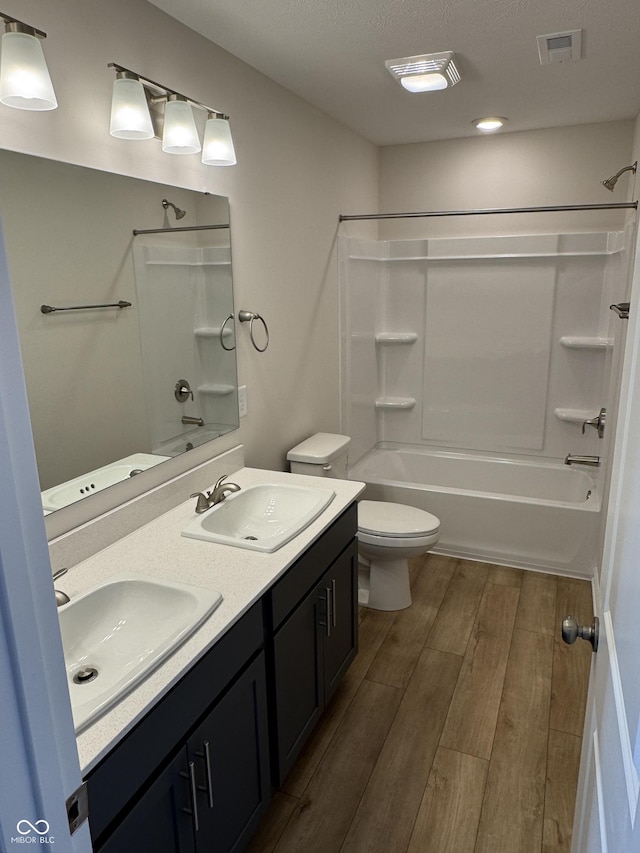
[220,313,236,351]
[238,310,269,352]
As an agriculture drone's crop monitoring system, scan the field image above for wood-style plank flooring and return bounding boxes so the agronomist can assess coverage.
[248,554,593,853]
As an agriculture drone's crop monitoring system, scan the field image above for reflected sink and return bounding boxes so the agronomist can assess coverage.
[181,483,336,552]
[41,453,169,512]
[59,573,222,733]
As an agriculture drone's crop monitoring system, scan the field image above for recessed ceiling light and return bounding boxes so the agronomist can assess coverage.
[385,52,462,92]
[473,117,507,132]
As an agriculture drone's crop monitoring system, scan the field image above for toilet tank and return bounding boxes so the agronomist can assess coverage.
[287,433,351,479]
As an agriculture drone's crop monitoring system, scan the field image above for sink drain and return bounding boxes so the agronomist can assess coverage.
[73,666,98,684]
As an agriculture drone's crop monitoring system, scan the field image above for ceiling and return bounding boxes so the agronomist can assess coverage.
[149,0,640,147]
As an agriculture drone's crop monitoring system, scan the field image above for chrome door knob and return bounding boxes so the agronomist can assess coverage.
[562,615,599,652]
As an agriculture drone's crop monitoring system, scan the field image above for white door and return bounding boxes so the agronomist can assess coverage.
[572,229,640,852]
[0,223,92,850]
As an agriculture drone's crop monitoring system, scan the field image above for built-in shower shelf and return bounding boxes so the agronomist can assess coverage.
[560,336,613,349]
[144,255,231,267]
[375,333,418,345]
[198,384,235,396]
[375,397,416,410]
[195,326,233,340]
[554,408,598,423]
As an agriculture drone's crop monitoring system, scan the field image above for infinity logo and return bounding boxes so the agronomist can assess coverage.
[16,820,50,836]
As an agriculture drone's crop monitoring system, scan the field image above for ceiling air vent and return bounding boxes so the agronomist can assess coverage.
[537,29,583,64]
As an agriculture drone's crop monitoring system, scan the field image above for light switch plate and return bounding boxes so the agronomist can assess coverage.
[238,385,248,417]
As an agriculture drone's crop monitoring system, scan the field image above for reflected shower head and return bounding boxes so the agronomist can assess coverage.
[162,198,187,219]
[601,162,637,192]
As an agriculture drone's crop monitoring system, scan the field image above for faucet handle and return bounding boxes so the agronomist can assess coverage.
[582,407,606,438]
[191,492,212,513]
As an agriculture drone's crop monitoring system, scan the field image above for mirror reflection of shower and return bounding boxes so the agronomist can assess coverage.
[601,162,637,192]
[162,198,187,219]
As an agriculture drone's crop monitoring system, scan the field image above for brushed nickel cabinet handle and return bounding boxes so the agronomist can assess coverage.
[325,588,332,637]
[181,761,200,833]
[331,579,337,628]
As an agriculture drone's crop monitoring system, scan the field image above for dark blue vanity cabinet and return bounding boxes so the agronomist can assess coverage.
[88,602,270,853]
[86,502,358,853]
[268,524,358,783]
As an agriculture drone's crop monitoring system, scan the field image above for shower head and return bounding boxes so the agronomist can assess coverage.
[162,198,187,220]
[601,162,637,192]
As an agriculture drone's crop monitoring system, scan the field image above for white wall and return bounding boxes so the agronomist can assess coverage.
[0,0,378,481]
[377,121,635,239]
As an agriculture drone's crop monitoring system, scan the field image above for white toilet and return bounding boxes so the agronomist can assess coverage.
[287,433,440,611]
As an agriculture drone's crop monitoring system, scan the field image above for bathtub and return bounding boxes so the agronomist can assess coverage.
[348,445,601,577]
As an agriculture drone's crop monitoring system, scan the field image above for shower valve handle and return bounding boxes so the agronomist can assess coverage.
[582,408,606,439]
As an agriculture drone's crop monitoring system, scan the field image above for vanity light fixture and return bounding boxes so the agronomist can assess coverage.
[202,112,236,166]
[0,12,57,110]
[473,116,507,132]
[162,94,201,154]
[385,52,461,92]
[110,70,154,139]
[108,63,236,166]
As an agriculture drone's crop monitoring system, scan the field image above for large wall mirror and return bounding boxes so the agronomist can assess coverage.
[0,150,239,515]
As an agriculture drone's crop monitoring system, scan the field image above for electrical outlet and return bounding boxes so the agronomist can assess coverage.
[238,385,248,417]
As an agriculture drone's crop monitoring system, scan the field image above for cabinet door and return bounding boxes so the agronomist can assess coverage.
[321,540,358,702]
[187,652,270,853]
[96,748,195,853]
[272,582,324,781]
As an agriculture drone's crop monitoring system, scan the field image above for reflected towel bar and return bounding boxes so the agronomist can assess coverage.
[41,300,132,314]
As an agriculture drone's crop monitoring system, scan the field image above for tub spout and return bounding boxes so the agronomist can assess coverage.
[564,454,600,467]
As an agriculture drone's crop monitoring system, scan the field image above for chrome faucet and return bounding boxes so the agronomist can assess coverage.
[182,415,204,427]
[565,454,600,467]
[53,568,70,607]
[191,475,241,513]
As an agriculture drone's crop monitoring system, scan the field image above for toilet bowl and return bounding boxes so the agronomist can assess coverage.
[287,433,441,611]
[357,500,440,610]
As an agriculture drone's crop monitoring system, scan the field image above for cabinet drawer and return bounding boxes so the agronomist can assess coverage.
[269,502,357,631]
[88,600,264,845]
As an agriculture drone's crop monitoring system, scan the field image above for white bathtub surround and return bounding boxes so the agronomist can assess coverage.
[339,230,630,461]
[349,445,599,577]
[339,228,635,574]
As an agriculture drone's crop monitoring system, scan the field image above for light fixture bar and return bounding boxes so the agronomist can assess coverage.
[108,63,229,120]
[0,12,47,39]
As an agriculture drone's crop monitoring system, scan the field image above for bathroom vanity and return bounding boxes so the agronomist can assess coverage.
[62,468,363,852]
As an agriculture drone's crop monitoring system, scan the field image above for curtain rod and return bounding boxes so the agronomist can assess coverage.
[132,223,230,235]
[339,201,638,222]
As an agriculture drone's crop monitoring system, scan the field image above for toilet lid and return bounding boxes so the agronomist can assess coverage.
[358,500,440,537]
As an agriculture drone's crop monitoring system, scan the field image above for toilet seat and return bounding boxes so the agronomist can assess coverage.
[357,500,440,538]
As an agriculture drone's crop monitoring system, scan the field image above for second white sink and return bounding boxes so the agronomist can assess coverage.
[181,483,335,552]
[59,573,222,732]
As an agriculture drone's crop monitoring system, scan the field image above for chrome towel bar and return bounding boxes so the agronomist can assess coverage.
[41,300,132,314]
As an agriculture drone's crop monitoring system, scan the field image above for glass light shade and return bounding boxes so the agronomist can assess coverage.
[201,116,236,166]
[400,72,448,92]
[162,98,201,154]
[110,76,154,140]
[0,31,57,110]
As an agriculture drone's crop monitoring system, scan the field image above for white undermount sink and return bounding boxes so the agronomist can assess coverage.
[58,573,222,733]
[181,483,336,552]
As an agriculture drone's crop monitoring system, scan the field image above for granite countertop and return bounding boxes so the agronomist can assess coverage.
[63,467,364,775]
